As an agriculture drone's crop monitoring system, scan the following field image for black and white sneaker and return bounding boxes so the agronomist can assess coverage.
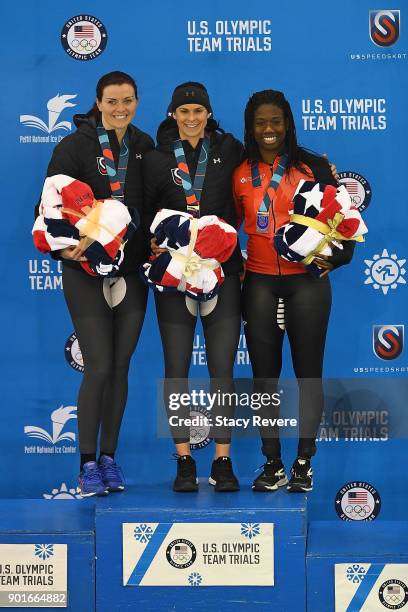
[173,455,199,492]
[287,457,313,492]
[252,458,288,492]
[209,457,240,492]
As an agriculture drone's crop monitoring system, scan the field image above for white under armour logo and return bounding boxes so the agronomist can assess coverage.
[135,153,142,159]
[213,158,221,164]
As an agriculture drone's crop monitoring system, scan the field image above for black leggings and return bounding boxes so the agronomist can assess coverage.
[62,266,147,454]
[154,275,242,444]
[242,271,331,458]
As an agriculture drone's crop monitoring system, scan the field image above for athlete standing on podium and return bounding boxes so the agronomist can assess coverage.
[233,90,354,492]
[38,72,154,496]
[143,82,243,492]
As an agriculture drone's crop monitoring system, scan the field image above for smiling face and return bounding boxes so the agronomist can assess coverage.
[253,103,288,161]
[96,83,137,132]
[172,104,210,143]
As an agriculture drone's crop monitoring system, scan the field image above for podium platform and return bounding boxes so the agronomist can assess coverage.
[95,481,307,612]
[0,500,94,610]
[307,521,408,612]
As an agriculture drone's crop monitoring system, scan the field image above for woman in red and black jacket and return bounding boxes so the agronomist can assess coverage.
[233,89,354,493]
[143,82,243,493]
[37,71,154,496]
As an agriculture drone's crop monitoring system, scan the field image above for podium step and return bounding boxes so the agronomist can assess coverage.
[95,481,307,611]
[0,500,94,611]
[307,520,408,611]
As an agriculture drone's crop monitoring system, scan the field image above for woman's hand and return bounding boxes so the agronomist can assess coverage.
[60,238,88,261]
[313,254,334,278]
[323,154,339,182]
[150,237,168,255]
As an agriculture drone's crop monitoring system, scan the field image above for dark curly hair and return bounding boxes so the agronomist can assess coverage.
[244,89,303,171]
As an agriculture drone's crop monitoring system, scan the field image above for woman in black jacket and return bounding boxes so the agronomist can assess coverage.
[40,71,154,496]
[143,82,243,492]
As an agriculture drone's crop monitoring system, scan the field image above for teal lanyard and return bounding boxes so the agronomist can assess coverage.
[251,154,288,233]
[173,138,210,217]
[97,126,130,200]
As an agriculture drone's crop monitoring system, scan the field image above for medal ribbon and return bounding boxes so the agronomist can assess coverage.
[251,153,288,213]
[97,126,130,201]
[173,138,210,217]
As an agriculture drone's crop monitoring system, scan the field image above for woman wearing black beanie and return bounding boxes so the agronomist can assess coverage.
[143,82,243,492]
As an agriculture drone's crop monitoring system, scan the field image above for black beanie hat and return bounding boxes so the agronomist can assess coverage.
[170,82,212,114]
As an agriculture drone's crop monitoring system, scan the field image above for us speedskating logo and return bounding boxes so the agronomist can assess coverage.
[370,11,400,47]
[171,168,182,186]
[373,325,404,360]
[335,481,381,521]
[61,15,107,60]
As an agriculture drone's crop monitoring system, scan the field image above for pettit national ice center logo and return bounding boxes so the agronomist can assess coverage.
[20,94,77,135]
[24,405,77,454]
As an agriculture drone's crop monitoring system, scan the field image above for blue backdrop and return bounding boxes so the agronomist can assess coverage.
[2,0,406,520]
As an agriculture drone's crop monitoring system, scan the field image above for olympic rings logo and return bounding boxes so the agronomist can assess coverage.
[384,594,403,604]
[344,504,372,518]
[172,553,190,562]
[190,428,208,442]
[70,38,98,52]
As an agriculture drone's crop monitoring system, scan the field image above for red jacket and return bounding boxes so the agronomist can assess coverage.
[233,150,336,275]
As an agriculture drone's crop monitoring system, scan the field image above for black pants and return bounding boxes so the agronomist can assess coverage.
[154,275,241,444]
[62,266,147,454]
[242,271,331,458]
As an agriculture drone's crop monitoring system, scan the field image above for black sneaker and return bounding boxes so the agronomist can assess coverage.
[287,457,313,492]
[173,455,198,492]
[209,457,240,492]
[252,458,288,492]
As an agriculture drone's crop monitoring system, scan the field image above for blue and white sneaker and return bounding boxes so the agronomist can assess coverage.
[99,455,125,492]
[77,461,108,497]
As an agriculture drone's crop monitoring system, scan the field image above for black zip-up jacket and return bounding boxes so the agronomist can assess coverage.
[37,113,154,275]
[143,122,244,275]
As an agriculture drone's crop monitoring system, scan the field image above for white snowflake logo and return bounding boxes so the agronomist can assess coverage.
[43,482,82,500]
[364,249,406,295]
[240,523,261,539]
[188,572,203,586]
[35,544,54,560]
[133,524,154,544]
[346,564,367,583]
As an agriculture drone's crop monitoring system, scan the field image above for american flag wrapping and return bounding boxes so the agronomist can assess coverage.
[274,180,368,276]
[32,175,139,277]
[142,209,237,301]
